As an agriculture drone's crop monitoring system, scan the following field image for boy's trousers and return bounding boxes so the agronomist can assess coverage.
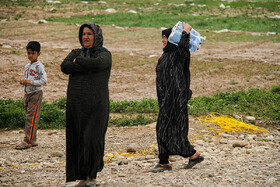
[24,90,43,143]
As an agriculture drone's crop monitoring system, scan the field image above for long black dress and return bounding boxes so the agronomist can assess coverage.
[156,30,196,160]
[61,23,112,182]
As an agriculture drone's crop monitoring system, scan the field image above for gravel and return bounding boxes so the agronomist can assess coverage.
[0,117,279,187]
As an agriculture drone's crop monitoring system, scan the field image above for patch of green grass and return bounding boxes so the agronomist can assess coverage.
[47,12,279,33]
[188,85,280,122]
[186,0,279,10]
[13,14,21,21]
[109,114,156,127]
[1,86,279,129]
[0,99,25,129]
[229,80,239,85]
[11,49,20,55]
[110,98,159,113]
[203,32,280,43]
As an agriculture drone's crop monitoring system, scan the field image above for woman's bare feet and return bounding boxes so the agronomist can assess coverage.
[190,151,200,160]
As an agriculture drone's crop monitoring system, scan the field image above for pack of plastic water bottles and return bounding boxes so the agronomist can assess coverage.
[168,21,205,52]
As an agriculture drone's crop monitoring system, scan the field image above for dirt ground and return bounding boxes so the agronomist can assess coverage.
[0,20,279,102]
[0,4,280,186]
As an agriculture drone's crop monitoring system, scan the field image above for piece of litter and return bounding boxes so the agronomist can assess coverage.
[198,4,206,7]
[149,55,157,58]
[266,32,276,35]
[46,0,60,4]
[2,45,12,49]
[269,15,280,19]
[98,1,106,4]
[105,8,117,13]
[219,3,225,9]
[251,33,261,36]
[128,10,137,14]
[215,29,230,33]
[38,19,48,24]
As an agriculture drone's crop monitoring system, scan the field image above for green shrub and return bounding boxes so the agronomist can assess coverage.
[39,101,65,129]
[1,86,279,129]
[188,87,280,122]
[109,114,156,127]
[0,99,25,129]
[110,98,158,113]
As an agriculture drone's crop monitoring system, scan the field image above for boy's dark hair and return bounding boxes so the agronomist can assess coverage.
[26,41,41,52]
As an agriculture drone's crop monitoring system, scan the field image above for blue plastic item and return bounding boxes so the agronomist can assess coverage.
[168,21,205,52]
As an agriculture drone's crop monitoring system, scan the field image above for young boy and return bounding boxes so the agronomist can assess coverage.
[16,41,47,150]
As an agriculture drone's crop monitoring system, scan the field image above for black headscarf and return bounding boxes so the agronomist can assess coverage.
[79,23,104,57]
[162,28,178,52]
[162,28,172,39]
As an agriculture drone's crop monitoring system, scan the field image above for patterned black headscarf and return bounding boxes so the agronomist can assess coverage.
[79,23,104,57]
[162,28,177,52]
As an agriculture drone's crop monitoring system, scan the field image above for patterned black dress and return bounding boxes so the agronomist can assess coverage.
[61,23,112,182]
[156,30,196,162]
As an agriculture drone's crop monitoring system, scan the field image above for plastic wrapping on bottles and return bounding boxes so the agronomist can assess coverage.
[168,21,206,52]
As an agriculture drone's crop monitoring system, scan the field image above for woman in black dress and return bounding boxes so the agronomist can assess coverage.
[61,23,112,186]
[151,23,204,172]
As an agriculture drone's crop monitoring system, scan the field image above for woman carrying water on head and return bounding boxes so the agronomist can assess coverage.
[150,22,204,172]
[61,23,112,186]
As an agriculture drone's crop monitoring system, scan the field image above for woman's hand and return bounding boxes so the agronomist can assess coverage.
[183,22,192,34]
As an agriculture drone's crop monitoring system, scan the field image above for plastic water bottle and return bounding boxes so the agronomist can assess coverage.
[168,21,205,52]
[189,28,205,52]
[168,21,184,45]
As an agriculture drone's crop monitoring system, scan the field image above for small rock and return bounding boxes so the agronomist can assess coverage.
[105,8,117,13]
[48,131,57,135]
[219,3,225,9]
[126,147,136,153]
[246,116,256,121]
[267,177,277,185]
[265,135,274,141]
[118,160,128,165]
[106,153,114,157]
[194,140,203,146]
[146,122,156,128]
[2,45,12,49]
[221,133,234,139]
[50,7,56,12]
[208,173,214,177]
[50,151,64,157]
[128,10,137,14]
[115,155,126,160]
[232,141,248,148]
[98,1,107,4]
[219,138,227,144]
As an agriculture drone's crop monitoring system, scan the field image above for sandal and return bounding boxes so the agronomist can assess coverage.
[86,179,97,187]
[15,141,32,150]
[30,141,38,147]
[184,156,204,169]
[149,163,172,173]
